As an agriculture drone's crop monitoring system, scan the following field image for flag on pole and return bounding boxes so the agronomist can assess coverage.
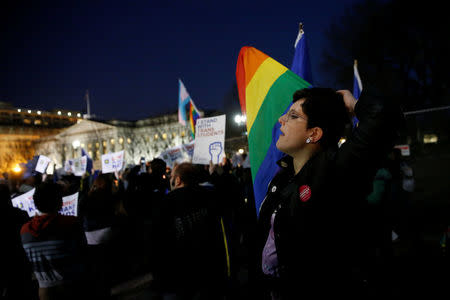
[352,59,363,127]
[178,79,202,138]
[81,148,93,174]
[291,23,313,85]
[236,46,311,215]
[353,59,363,100]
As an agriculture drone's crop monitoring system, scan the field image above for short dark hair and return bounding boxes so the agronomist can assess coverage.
[33,182,63,213]
[173,162,198,187]
[150,158,167,177]
[293,88,349,149]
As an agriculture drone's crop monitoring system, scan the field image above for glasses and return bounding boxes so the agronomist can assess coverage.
[281,110,308,123]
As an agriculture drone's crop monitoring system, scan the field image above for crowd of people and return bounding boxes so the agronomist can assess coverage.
[2,86,420,300]
[1,154,257,300]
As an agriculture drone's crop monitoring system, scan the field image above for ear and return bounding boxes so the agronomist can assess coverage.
[308,127,323,144]
[174,176,182,188]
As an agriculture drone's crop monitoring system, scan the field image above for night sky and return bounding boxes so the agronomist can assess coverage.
[2,0,365,121]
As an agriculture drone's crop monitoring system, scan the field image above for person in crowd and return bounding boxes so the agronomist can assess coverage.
[152,162,229,300]
[18,172,42,194]
[20,182,88,300]
[256,87,403,299]
[1,183,35,300]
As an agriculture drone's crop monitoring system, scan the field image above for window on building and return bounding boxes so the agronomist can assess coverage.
[154,134,159,140]
[119,137,124,144]
[34,119,42,125]
[424,134,438,144]
[162,133,167,140]
[127,138,131,144]
[23,119,31,124]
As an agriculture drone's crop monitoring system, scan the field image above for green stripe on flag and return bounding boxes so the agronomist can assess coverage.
[248,70,310,180]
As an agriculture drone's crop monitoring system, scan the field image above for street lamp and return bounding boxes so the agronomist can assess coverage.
[234,114,246,125]
[72,140,81,149]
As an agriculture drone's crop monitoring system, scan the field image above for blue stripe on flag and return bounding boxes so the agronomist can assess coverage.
[254,105,291,215]
[352,61,363,127]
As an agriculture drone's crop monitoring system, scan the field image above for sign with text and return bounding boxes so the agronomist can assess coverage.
[101,150,125,174]
[192,115,226,165]
[35,155,52,174]
[73,156,87,176]
[60,192,79,216]
[64,160,73,173]
[394,144,411,156]
[11,190,78,217]
[11,189,36,217]
[159,145,184,168]
[182,141,195,159]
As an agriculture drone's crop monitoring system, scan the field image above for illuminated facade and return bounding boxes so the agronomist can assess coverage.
[0,102,80,174]
[34,114,191,170]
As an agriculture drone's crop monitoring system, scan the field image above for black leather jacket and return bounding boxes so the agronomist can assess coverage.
[256,87,403,295]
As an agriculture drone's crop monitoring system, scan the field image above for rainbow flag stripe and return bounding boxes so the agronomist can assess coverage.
[236,46,310,213]
[189,100,200,138]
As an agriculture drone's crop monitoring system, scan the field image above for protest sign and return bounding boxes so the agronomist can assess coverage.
[159,145,185,168]
[192,115,226,165]
[60,192,78,216]
[64,160,73,173]
[102,150,125,174]
[11,189,79,217]
[11,188,36,217]
[394,144,411,156]
[182,141,195,159]
[73,156,87,176]
[35,155,52,173]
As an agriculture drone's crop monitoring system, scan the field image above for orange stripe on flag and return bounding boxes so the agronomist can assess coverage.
[236,47,269,115]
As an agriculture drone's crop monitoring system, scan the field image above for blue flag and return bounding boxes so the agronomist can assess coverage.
[291,23,313,85]
[21,155,39,179]
[352,59,363,127]
[81,148,93,174]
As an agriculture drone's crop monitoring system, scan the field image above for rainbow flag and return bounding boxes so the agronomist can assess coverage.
[178,79,202,138]
[236,46,310,215]
[189,100,201,138]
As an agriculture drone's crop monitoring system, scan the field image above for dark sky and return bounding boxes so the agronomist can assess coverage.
[2,0,365,121]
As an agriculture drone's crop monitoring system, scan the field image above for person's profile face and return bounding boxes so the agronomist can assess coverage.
[169,167,178,191]
[276,99,309,155]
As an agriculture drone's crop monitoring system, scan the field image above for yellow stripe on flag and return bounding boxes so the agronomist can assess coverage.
[245,58,288,133]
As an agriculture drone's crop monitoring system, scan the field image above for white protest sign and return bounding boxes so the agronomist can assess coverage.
[35,155,52,174]
[60,192,79,216]
[159,145,185,168]
[102,150,125,174]
[192,115,226,165]
[64,160,73,173]
[11,189,79,217]
[11,188,36,217]
[182,141,195,159]
[394,144,410,156]
[73,156,87,176]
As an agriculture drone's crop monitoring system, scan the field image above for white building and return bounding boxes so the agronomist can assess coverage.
[35,113,191,169]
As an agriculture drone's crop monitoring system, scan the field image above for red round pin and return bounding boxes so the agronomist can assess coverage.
[299,185,311,202]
